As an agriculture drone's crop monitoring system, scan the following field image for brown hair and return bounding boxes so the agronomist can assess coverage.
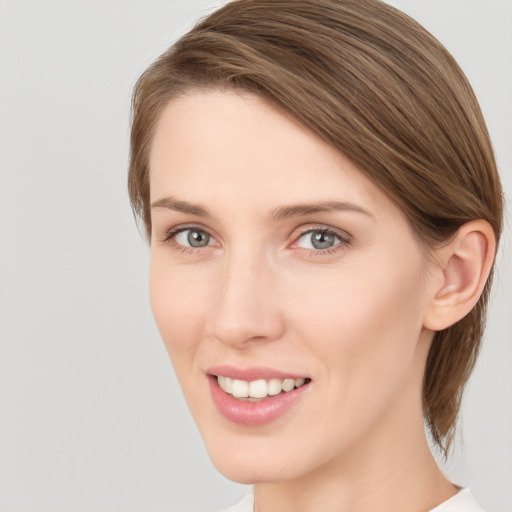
[128,0,503,455]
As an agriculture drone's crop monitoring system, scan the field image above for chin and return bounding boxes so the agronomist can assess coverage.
[198,423,324,485]
[208,450,302,485]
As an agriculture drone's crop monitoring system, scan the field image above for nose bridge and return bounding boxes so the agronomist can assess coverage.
[209,243,283,347]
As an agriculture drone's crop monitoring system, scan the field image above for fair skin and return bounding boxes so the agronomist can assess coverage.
[148,90,494,512]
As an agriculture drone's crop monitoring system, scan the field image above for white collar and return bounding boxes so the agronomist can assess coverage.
[223,488,486,512]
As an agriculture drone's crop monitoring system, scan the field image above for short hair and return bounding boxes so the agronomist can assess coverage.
[128,0,503,455]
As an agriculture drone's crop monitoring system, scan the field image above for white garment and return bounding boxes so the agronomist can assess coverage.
[222,488,485,512]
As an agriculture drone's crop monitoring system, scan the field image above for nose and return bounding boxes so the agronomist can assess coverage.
[208,250,285,348]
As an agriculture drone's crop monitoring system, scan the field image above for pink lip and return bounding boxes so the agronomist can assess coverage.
[207,371,311,427]
[207,365,307,381]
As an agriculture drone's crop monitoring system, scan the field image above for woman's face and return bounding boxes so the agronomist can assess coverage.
[149,90,437,484]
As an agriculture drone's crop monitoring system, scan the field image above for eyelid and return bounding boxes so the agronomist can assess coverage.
[290,224,352,244]
[157,223,220,248]
[155,222,351,256]
[288,224,352,257]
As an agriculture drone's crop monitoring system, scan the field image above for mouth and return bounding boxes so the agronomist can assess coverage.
[216,375,310,401]
[206,367,312,426]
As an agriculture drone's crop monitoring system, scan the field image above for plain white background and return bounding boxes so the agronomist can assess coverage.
[0,1,510,511]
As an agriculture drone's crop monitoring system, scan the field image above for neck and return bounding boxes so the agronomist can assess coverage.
[254,432,455,512]
[254,421,456,512]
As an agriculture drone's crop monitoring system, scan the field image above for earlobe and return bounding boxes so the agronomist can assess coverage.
[423,220,496,332]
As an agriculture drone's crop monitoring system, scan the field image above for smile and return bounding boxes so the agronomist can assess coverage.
[217,375,307,400]
[208,368,311,426]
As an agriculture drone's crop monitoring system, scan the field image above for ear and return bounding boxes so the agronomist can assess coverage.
[423,220,496,331]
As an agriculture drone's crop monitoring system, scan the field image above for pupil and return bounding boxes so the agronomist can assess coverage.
[312,231,334,249]
[188,230,209,247]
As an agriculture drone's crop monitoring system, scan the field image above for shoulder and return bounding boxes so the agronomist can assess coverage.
[430,488,486,512]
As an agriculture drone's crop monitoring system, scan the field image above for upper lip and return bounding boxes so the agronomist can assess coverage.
[207,365,309,382]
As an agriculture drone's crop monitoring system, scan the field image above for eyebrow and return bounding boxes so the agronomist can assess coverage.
[151,197,211,217]
[270,200,374,221]
[151,197,373,221]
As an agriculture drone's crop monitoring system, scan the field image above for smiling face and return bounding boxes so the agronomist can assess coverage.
[148,90,438,484]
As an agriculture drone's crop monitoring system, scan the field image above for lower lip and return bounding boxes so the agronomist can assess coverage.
[208,376,310,426]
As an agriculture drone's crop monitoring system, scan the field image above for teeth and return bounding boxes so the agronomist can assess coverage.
[268,378,282,396]
[281,378,295,392]
[231,379,249,398]
[249,379,268,399]
[217,376,308,399]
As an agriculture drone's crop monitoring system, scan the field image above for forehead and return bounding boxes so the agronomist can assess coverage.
[148,89,400,221]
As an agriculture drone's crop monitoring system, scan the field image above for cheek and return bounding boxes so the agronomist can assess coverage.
[283,253,427,391]
[274,256,428,457]
[149,257,211,372]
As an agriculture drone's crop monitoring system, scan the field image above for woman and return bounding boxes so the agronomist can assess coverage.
[128,1,503,510]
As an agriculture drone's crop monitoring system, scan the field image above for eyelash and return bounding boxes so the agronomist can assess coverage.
[159,225,211,256]
[159,224,351,257]
[295,227,351,257]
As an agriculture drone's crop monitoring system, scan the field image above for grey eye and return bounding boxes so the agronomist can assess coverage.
[297,230,341,250]
[175,229,211,247]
